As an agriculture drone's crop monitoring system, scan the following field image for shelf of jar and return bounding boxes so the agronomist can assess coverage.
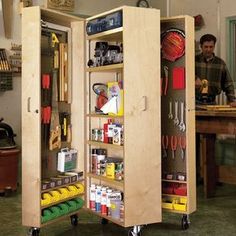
[87,140,124,149]
[86,27,123,41]
[86,63,123,72]
[87,113,124,119]
[87,172,124,190]
[86,208,124,227]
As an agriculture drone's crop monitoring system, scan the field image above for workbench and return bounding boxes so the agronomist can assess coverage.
[196,110,236,197]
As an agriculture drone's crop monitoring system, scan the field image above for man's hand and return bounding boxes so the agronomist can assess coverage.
[195,77,202,89]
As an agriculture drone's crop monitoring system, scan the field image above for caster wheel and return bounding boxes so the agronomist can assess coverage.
[70,214,78,226]
[181,214,190,230]
[128,229,141,236]
[101,218,108,225]
[28,227,40,236]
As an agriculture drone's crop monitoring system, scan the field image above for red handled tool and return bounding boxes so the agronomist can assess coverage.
[42,74,51,105]
[171,135,177,159]
[161,135,169,158]
[41,106,52,148]
[178,136,186,160]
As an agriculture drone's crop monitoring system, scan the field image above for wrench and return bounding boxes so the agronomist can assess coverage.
[179,101,186,132]
[173,101,179,126]
[168,100,173,119]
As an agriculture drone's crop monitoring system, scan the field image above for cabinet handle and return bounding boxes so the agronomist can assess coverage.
[141,96,147,111]
[27,97,31,112]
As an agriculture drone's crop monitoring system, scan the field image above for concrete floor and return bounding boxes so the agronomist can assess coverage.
[0,184,236,236]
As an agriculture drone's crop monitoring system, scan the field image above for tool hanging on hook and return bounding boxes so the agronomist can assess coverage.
[170,135,177,159]
[178,136,186,160]
[161,66,169,96]
[161,135,169,158]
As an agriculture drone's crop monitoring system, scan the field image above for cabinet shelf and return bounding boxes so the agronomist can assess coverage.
[86,27,123,41]
[162,179,187,184]
[86,208,124,226]
[86,63,123,72]
[162,193,187,198]
[87,140,124,150]
[87,113,124,119]
[41,193,84,209]
[41,180,85,193]
[87,172,123,190]
[41,210,81,227]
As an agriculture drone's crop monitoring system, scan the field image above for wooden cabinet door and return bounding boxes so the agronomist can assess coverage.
[22,6,41,227]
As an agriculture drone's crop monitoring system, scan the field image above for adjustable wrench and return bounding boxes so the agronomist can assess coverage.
[179,101,186,132]
[168,100,173,119]
[173,101,179,126]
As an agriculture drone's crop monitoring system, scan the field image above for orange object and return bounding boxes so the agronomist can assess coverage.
[0,149,20,193]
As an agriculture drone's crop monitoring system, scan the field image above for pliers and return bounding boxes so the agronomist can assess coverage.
[162,135,169,158]
[171,135,177,159]
[178,136,186,160]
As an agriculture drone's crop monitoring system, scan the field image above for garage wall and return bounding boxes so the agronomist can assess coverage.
[0,0,166,147]
[169,0,219,54]
[0,1,22,146]
[168,0,236,63]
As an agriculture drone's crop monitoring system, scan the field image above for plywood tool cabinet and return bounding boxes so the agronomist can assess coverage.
[22,5,162,236]
[85,6,162,233]
[22,5,195,236]
[160,16,196,230]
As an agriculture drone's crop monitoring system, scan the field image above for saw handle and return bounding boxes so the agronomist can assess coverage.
[49,126,61,151]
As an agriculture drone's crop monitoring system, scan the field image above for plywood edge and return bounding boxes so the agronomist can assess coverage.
[86,6,125,21]
[123,6,162,226]
[22,6,41,227]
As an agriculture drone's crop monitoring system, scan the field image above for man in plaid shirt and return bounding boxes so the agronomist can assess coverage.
[195,34,236,104]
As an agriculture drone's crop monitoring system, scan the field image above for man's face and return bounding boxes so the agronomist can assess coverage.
[201,40,215,59]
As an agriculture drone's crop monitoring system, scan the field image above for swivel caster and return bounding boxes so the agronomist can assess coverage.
[128,225,142,236]
[28,227,40,236]
[70,214,78,226]
[181,214,190,230]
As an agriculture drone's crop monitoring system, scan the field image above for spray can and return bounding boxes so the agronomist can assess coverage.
[101,187,107,215]
[91,149,97,174]
[89,184,96,210]
[95,185,102,212]
[96,149,106,175]
[106,188,112,216]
